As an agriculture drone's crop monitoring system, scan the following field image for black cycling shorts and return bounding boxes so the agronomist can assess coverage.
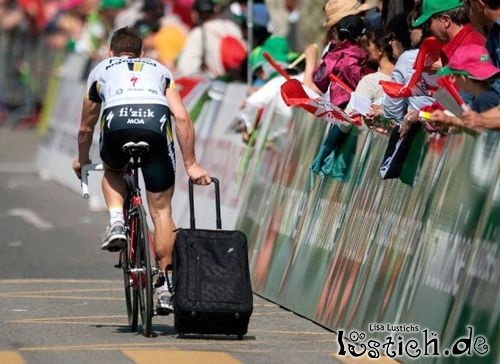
[100,128,176,192]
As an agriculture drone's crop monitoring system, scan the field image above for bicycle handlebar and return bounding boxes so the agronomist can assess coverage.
[81,163,103,199]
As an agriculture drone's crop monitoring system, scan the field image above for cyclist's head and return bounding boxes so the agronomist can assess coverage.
[110,27,143,57]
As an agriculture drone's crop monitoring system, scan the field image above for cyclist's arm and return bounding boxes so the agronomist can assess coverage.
[166,88,196,168]
[77,97,101,164]
[166,87,210,185]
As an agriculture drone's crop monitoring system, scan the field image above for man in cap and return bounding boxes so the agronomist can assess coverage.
[412,0,485,65]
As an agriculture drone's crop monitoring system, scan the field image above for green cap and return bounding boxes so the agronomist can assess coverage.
[249,36,298,73]
[412,0,463,27]
[100,0,126,10]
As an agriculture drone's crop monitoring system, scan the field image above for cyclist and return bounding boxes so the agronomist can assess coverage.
[72,27,211,311]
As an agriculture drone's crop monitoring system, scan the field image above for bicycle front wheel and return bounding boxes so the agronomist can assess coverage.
[136,204,153,337]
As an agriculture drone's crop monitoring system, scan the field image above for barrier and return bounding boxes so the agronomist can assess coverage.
[0,28,57,127]
[35,52,107,210]
[237,107,499,362]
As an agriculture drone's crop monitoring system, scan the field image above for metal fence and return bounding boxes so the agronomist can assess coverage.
[0,27,60,127]
[237,108,499,364]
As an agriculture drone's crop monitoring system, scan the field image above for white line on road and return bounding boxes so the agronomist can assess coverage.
[7,208,54,231]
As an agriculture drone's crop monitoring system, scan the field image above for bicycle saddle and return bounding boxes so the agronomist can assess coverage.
[121,141,150,156]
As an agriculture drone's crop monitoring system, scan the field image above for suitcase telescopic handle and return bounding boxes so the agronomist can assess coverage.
[188,177,222,229]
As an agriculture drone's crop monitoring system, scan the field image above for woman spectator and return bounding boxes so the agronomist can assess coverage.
[303,0,371,109]
[345,28,396,120]
[383,7,437,122]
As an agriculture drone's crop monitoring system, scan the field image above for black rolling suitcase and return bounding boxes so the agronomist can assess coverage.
[172,178,253,339]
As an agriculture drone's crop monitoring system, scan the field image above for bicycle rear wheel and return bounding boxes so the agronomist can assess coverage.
[136,204,153,337]
[123,182,138,331]
[122,243,138,331]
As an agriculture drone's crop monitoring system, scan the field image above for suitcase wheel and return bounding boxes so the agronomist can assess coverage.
[237,334,243,340]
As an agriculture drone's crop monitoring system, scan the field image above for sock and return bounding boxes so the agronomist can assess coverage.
[109,207,124,225]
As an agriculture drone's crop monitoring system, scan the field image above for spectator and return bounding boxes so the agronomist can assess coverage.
[248,35,298,89]
[230,0,272,48]
[73,0,126,57]
[412,0,485,65]
[383,7,437,122]
[176,0,246,79]
[430,44,500,127]
[438,44,500,112]
[345,28,396,119]
[386,12,413,59]
[310,14,368,109]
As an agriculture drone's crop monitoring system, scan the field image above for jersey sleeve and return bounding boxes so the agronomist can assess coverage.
[162,66,176,91]
[85,66,102,103]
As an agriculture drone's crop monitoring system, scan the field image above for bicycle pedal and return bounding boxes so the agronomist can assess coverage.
[155,306,172,316]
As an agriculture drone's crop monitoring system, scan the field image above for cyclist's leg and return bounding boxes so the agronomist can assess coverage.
[100,130,130,212]
[146,186,176,270]
[139,129,176,270]
[100,130,129,250]
[102,168,127,208]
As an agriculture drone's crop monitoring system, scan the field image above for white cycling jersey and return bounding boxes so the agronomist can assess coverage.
[86,56,176,108]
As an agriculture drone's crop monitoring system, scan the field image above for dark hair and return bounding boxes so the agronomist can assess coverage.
[336,15,366,42]
[194,0,215,22]
[387,12,412,50]
[432,7,470,26]
[110,27,143,57]
[483,0,500,9]
[366,28,396,64]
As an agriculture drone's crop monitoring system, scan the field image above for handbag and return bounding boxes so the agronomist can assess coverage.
[399,123,428,186]
[379,122,421,180]
[311,124,358,183]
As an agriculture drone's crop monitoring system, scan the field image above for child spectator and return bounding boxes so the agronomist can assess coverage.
[311,14,368,108]
[436,44,500,112]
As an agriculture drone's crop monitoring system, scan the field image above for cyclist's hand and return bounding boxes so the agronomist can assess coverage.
[72,159,83,179]
[186,163,211,185]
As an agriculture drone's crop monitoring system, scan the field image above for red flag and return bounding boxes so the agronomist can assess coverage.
[436,76,469,112]
[263,52,291,80]
[328,73,354,94]
[280,79,360,126]
[380,37,442,98]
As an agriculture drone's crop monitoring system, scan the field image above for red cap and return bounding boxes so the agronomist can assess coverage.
[438,44,500,81]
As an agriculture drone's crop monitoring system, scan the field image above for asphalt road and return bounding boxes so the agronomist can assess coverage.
[0,128,349,364]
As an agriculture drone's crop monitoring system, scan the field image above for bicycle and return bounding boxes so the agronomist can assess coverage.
[81,141,161,337]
